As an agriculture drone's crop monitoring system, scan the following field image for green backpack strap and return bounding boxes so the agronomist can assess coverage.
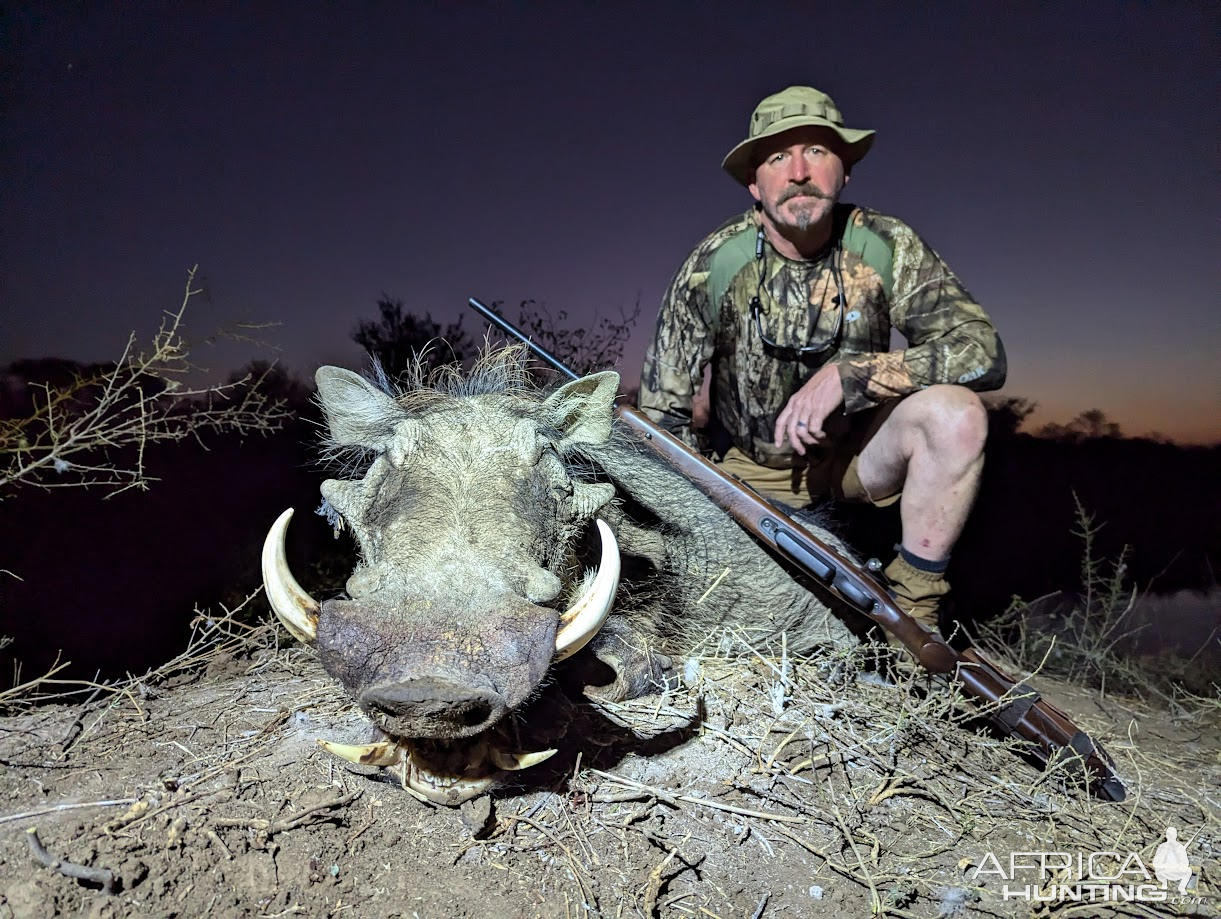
[705,226,757,328]
[839,209,895,298]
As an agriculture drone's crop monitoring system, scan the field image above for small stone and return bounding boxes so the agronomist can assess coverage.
[458,795,494,835]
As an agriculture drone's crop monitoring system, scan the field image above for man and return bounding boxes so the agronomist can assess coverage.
[639,86,1006,643]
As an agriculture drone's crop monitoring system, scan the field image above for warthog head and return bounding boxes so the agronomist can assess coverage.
[263,351,626,804]
[263,348,860,804]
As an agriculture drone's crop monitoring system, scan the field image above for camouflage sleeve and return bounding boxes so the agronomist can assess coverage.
[838,224,1006,413]
[639,249,717,448]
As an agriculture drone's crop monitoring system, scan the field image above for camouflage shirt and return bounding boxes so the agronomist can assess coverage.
[639,204,1006,467]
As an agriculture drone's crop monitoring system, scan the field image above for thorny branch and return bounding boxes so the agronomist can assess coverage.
[0,266,290,497]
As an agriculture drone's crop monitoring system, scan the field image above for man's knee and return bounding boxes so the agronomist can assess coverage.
[913,385,988,461]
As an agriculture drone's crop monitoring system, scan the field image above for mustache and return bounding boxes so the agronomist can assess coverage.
[778,184,831,204]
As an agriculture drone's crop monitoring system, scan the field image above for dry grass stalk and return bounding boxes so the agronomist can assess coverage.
[977,496,1218,709]
[0,799,139,828]
[586,769,806,824]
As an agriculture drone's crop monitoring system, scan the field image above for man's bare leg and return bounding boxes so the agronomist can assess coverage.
[856,385,988,560]
[855,385,988,634]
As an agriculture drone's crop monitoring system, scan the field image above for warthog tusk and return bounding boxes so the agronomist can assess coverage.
[317,739,403,767]
[489,748,558,772]
[261,508,321,643]
[554,519,620,662]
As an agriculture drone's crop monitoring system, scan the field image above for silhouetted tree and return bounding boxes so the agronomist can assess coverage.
[982,395,1038,439]
[512,297,642,377]
[468,297,642,381]
[351,297,474,382]
[1037,409,1123,443]
[1071,409,1122,440]
[1,358,110,420]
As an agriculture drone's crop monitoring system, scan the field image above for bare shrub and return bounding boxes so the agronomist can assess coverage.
[0,267,291,498]
[0,268,292,679]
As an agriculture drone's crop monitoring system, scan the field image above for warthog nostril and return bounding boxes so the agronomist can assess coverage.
[459,702,492,728]
[360,678,507,739]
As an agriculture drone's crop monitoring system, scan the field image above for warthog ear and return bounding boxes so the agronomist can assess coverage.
[315,366,403,449]
[544,371,620,448]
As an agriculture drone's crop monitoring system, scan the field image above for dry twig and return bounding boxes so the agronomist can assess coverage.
[0,799,138,827]
[25,826,117,893]
[213,789,360,837]
[640,831,690,917]
[586,769,806,824]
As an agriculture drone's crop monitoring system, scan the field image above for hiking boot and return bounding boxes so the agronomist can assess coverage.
[882,555,950,652]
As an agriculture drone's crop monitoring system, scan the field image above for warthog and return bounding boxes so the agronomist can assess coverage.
[263,348,858,804]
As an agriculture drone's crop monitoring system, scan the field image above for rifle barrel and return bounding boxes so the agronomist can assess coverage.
[468,298,579,381]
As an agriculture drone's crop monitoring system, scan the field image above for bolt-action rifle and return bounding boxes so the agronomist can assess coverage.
[468,297,1127,802]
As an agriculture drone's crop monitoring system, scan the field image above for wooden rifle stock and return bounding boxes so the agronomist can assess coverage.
[468,296,1127,801]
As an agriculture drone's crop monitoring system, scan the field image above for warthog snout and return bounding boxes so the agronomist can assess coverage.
[361,677,509,739]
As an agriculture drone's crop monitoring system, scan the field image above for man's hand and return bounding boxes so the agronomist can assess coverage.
[773,363,844,455]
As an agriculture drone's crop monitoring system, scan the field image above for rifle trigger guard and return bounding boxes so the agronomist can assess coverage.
[994,682,1040,733]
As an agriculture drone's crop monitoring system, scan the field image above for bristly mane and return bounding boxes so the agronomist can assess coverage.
[387,343,542,410]
[317,345,561,477]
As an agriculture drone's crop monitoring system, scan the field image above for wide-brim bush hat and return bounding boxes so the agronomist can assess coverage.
[722,86,875,186]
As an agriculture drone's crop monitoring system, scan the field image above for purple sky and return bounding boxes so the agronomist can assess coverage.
[3,3,1218,442]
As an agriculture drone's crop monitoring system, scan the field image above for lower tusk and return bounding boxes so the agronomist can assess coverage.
[490,748,558,772]
[554,519,620,661]
[261,508,321,643]
[318,739,403,767]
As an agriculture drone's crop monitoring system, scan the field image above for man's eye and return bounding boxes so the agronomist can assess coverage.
[806,147,826,157]
[768,152,787,165]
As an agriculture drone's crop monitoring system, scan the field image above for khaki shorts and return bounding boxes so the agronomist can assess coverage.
[718,400,902,508]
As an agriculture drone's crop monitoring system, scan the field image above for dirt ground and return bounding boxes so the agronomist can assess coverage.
[0,615,1216,919]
